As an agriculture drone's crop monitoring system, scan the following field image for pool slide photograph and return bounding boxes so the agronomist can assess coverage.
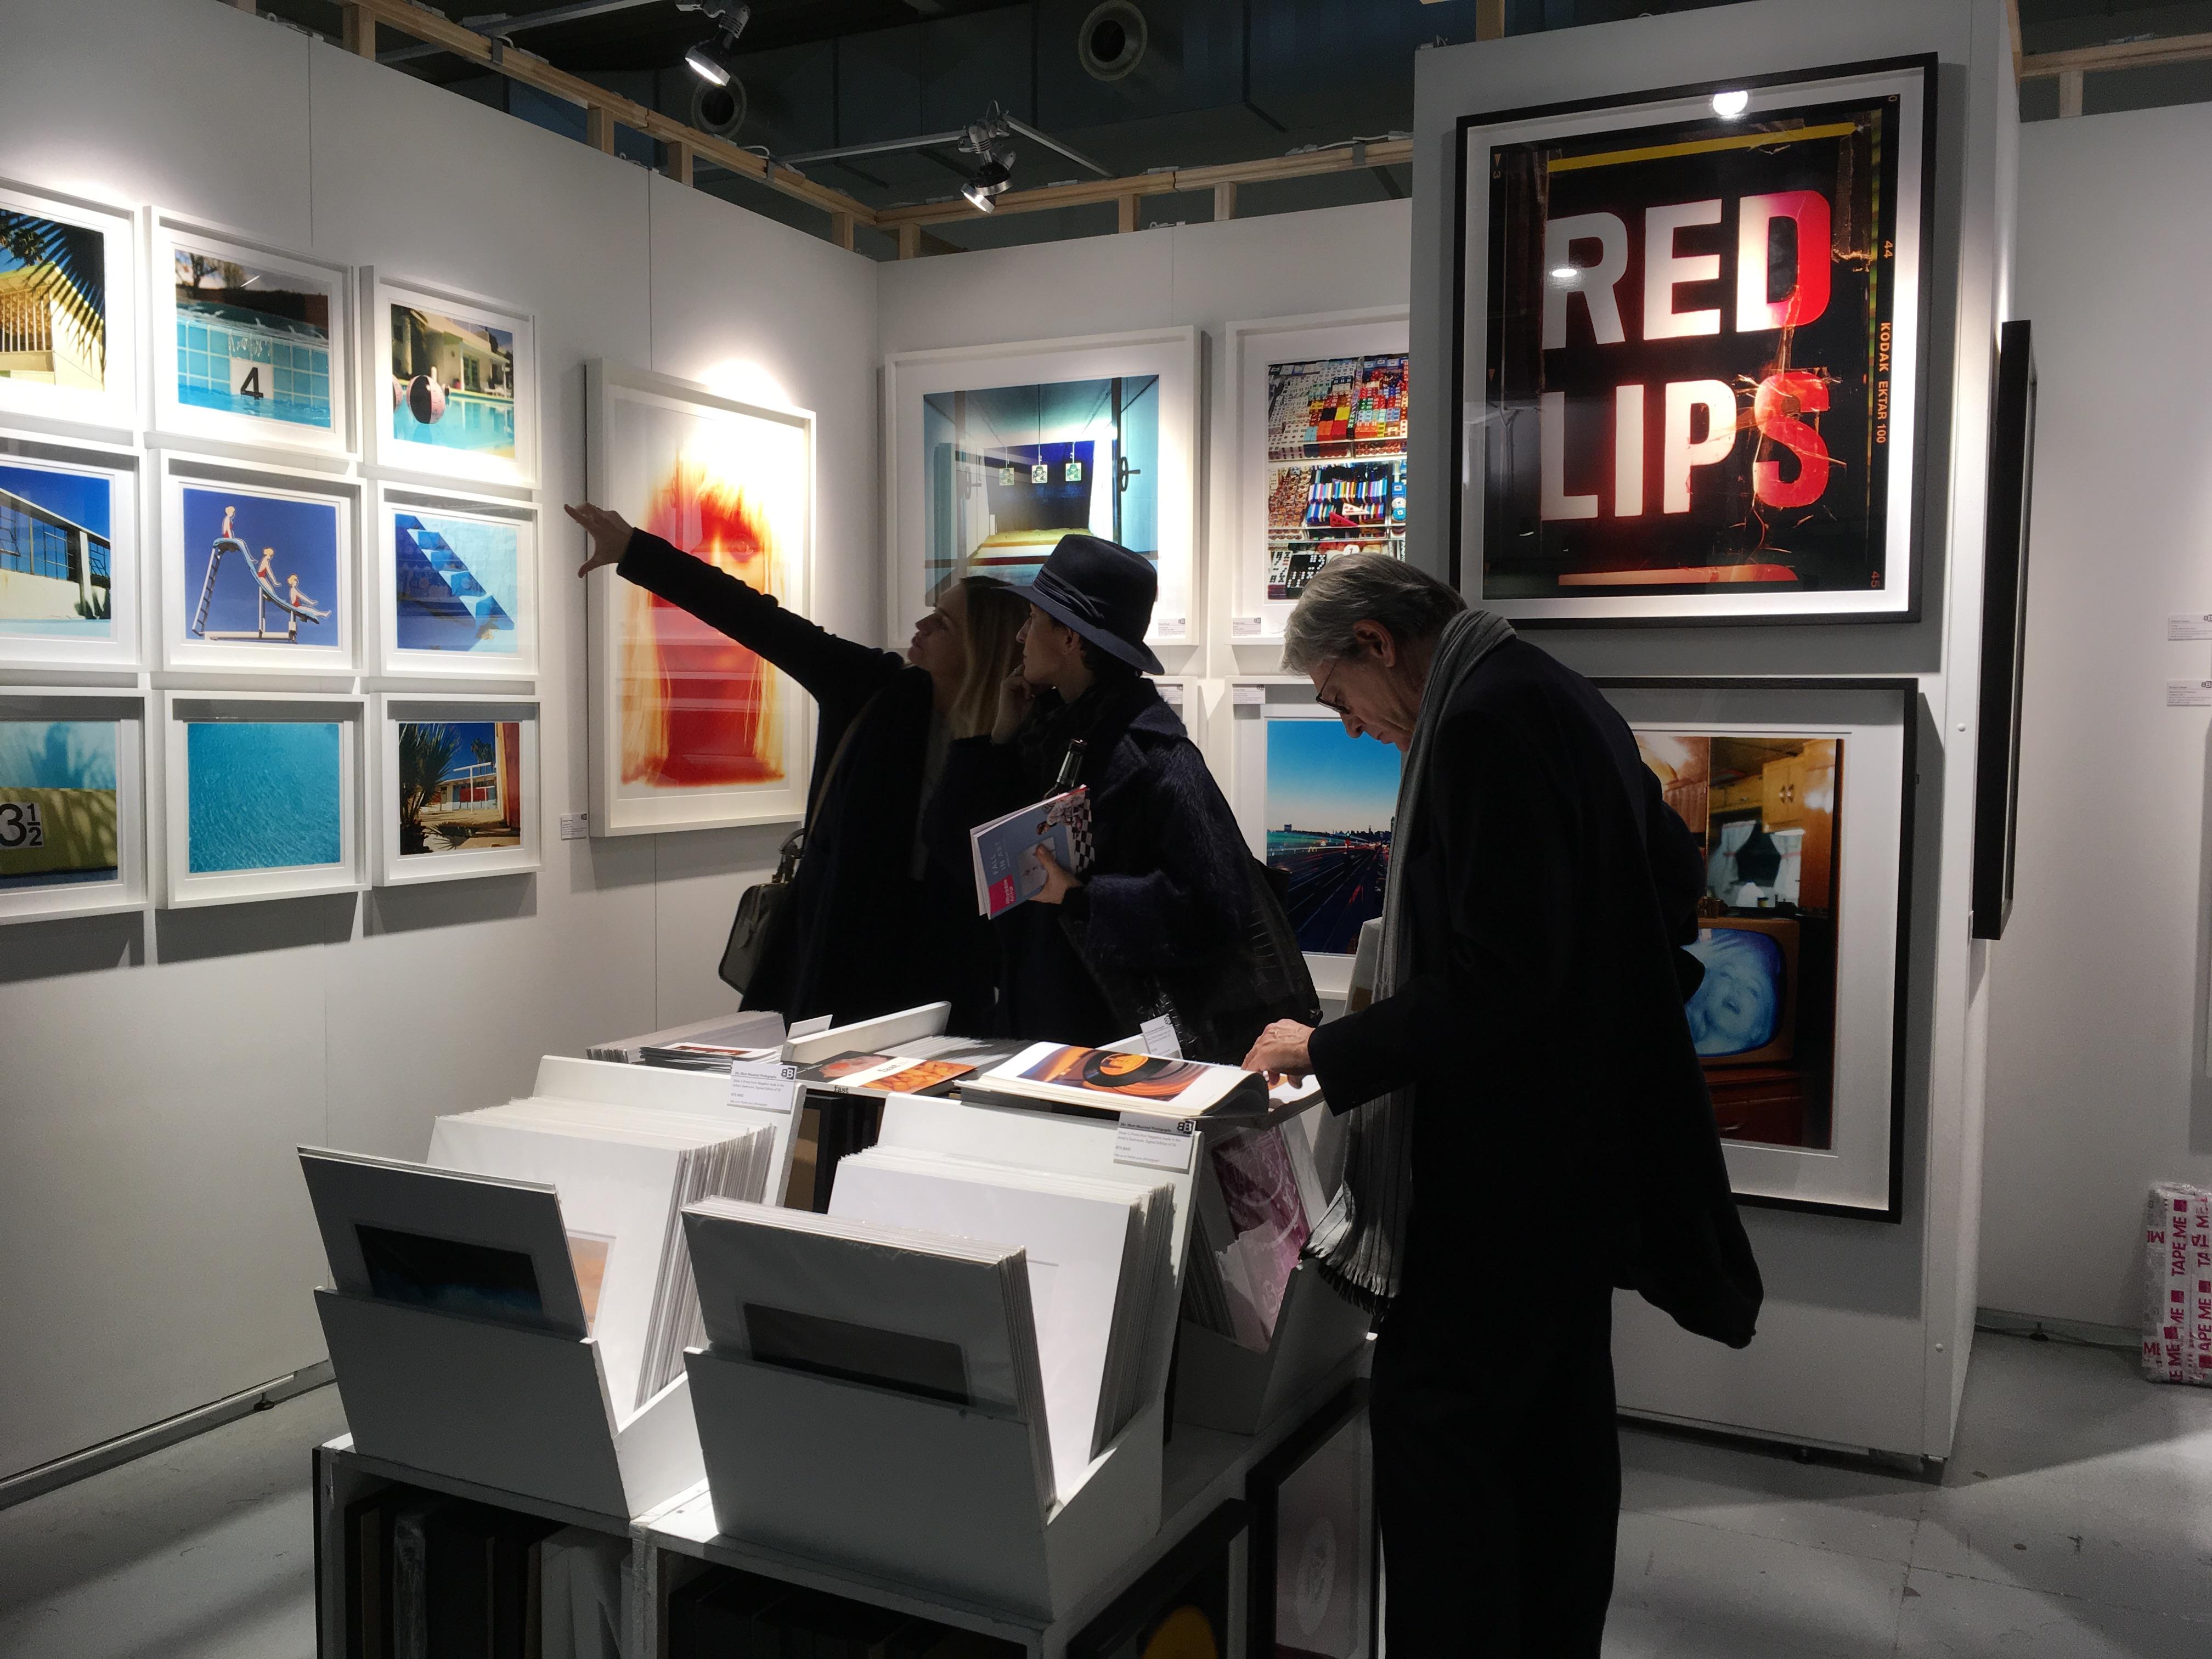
[159,454,358,674]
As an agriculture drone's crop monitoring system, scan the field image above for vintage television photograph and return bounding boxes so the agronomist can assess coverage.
[160,455,357,675]
[374,483,537,678]
[1455,59,1931,623]
[886,328,1199,654]
[162,691,364,908]
[586,359,814,834]
[0,688,144,923]
[0,177,138,433]
[150,216,353,458]
[0,440,139,669]
[1600,678,1915,1217]
[374,694,539,886]
[364,270,538,490]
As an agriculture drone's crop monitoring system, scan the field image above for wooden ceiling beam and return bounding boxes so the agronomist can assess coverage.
[2019,29,2212,78]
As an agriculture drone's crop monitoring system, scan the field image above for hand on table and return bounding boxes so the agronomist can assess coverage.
[1244,1019,1314,1084]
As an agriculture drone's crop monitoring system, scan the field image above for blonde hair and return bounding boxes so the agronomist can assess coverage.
[946,577,1029,737]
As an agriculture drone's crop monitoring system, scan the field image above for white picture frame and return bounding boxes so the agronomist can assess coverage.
[1595,678,1915,1218]
[1453,59,1930,624]
[0,177,139,437]
[885,326,1201,658]
[161,690,365,909]
[371,482,539,680]
[0,429,142,670]
[585,358,815,836]
[1224,679,1402,1005]
[148,211,356,462]
[1224,308,1409,646]
[373,692,541,885]
[0,686,147,923]
[361,268,538,492]
[157,451,359,675]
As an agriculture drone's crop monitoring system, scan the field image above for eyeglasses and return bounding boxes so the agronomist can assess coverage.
[1316,657,1350,714]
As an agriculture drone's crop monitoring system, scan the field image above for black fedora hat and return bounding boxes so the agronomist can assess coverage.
[1024,534,1164,674]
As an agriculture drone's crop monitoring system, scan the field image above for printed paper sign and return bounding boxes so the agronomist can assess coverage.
[2170,615,2212,641]
[2168,682,2212,707]
[727,1057,800,1115]
[1114,1113,1197,1172]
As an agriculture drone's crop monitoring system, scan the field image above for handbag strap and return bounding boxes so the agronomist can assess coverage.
[778,681,890,872]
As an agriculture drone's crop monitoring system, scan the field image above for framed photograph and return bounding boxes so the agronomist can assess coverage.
[373,693,540,885]
[149,213,353,460]
[0,687,146,923]
[885,326,1199,654]
[362,269,537,491]
[1972,319,2035,943]
[1227,310,1409,644]
[1454,57,1934,624]
[1249,1383,1378,1659]
[1599,678,1916,1218]
[1226,681,1401,1002]
[372,482,538,679]
[585,359,814,835]
[159,452,358,674]
[0,431,140,669]
[161,690,365,908]
[0,178,138,435]
[1069,1498,1248,1659]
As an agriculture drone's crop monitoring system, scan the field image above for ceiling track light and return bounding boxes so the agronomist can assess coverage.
[681,2,749,86]
[962,149,1015,213]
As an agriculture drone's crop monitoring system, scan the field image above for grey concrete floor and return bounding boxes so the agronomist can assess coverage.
[0,1331,2206,1657]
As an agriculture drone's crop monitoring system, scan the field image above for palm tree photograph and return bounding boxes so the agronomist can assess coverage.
[0,208,105,390]
[396,719,521,856]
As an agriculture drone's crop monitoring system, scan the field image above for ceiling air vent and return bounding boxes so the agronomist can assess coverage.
[1078,2,1149,83]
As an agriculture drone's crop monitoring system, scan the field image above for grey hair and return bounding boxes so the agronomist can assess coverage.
[1281,553,1469,673]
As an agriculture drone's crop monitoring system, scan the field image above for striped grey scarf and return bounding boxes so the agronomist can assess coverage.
[1307,606,1517,1311]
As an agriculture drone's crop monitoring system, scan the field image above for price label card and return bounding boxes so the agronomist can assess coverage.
[1154,617,1187,640]
[2171,615,2212,641]
[1232,617,1263,637]
[1232,684,1265,707]
[1139,1015,1183,1058]
[2169,682,2212,707]
[727,1057,800,1115]
[1114,1112,1196,1172]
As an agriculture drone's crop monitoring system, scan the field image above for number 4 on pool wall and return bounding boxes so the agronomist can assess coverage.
[234,360,266,400]
[0,800,47,849]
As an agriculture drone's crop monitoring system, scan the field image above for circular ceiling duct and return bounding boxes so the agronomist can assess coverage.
[1078,2,1148,83]
[689,76,747,139]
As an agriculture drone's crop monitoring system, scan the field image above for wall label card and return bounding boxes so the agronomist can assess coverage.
[2168,615,2212,641]
[1114,1115,1197,1173]
[2167,682,2212,707]
[727,1057,800,1115]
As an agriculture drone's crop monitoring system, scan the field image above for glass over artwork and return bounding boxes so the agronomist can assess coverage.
[390,302,516,460]
[185,719,342,874]
[0,459,111,643]
[1264,353,1407,603]
[179,484,338,652]
[1265,718,1400,957]
[1635,731,1842,1150]
[395,719,522,857]
[391,509,519,657]
[921,376,1158,599]
[172,241,333,433]
[0,208,106,394]
[0,719,117,893]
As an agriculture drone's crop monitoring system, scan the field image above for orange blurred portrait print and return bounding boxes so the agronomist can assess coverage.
[1020,1045,1211,1101]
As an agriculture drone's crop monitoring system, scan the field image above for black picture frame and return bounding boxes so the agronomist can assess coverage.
[1068,1498,1250,1659]
[1448,55,1941,628]
[1594,677,1920,1222]
[1247,1381,1378,1659]
[1971,319,2036,941]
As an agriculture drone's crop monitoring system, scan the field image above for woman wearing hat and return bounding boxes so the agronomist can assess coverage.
[932,533,1296,1057]
[567,500,1029,1031]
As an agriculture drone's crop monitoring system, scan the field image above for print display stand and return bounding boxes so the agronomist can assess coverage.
[1172,1262,1372,1437]
[677,1090,1201,1623]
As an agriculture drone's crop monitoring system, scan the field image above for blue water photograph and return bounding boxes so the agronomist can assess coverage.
[389,304,516,458]
[172,245,333,431]
[186,720,342,874]
[393,511,519,654]
[1265,718,1401,956]
[181,485,339,648]
[0,460,112,639]
[0,719,118,890]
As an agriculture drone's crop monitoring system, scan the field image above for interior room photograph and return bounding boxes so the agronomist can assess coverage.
[3,0,2211,1655]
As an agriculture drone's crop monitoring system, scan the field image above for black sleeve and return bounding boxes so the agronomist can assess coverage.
[1079,742,1250,967]
[1306,704,1580,1114]
[616,529,901,706]
[1639,757,1707,949]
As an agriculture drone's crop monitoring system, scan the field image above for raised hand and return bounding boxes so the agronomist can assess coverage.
[566,501,636,577]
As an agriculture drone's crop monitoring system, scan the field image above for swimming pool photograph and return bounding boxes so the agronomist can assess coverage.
[185,720,343,874]
[0,719,118,890]
[389,302,517,459]
[171,240,335,433]
[391,510,520,656]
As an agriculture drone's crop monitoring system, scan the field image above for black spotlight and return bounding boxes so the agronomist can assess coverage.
[685,3,750,86]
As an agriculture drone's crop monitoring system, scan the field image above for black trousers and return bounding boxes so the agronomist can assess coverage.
[1370,1283,1620,1657]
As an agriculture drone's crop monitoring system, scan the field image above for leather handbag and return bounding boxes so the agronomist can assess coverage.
[716,688,883,997]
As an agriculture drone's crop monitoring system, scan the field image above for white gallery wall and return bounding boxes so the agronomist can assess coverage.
[1981,102,2212,1330]
[0,0,881,1483]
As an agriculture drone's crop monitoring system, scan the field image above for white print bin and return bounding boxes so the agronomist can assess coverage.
[2142,1182,2212,1385]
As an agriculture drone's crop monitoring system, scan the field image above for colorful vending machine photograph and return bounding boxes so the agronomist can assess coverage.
[1263,353,1408,603]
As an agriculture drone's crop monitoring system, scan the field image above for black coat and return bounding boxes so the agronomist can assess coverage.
[1306,637,1762,1350]
[616,531,996,1030]
[930,675,1255,1050]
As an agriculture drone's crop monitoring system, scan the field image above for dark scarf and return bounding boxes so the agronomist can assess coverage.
[1013,672,1159,796]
